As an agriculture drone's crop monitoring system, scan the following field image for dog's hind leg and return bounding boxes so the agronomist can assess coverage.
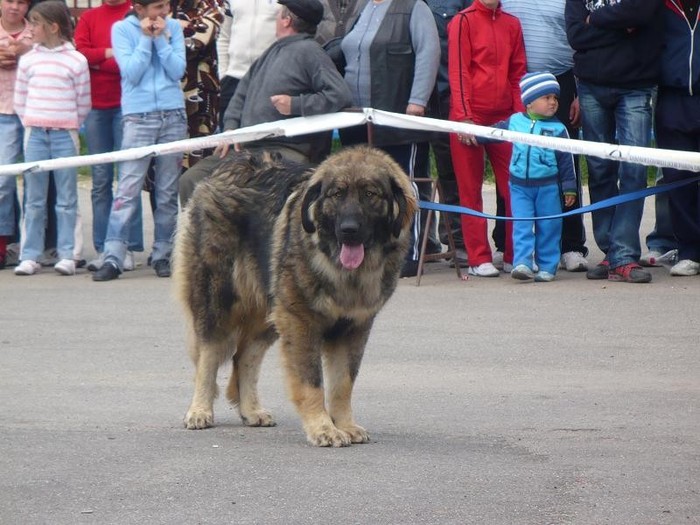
[323,336,370,444]
[184,340,226,430]
[228,327,277,427]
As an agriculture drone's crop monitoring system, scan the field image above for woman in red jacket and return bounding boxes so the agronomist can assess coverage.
[448,0,526,277]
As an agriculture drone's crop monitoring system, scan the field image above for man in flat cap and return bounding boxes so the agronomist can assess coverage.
[179,0,352,206]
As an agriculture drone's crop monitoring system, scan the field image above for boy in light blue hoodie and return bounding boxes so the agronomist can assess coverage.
[478,72,576,282]
[93,0,186,281]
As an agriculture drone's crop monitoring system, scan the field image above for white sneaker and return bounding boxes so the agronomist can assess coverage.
[87,253,104,272]
[560,251,589,272]
[54,258,76,275]
[15,260,41,276]
[468,262,500,277]
[511,264,534,280]
[534,270,556,282]
[123,250,135,272]
[639,250,663,267]
[492,251,504,270]
[670,259,700,276]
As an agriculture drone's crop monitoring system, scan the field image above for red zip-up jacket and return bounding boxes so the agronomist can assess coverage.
[448,0,526,124]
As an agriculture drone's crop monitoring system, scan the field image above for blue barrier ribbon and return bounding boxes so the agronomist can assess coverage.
[419,175,700,221]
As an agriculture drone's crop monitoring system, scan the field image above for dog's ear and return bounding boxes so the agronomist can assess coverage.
[390,177,410,238]
[301,180,323,233]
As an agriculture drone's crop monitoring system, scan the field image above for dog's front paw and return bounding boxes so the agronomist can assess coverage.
[184,407,213,429]
[306,424,352,447]
[240,409,276,427]
[336,423,369,444]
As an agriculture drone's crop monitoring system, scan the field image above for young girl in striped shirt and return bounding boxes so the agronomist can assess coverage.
[13,0,90,276]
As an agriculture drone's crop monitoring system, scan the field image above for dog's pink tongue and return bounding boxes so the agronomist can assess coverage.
[340,243,364,270]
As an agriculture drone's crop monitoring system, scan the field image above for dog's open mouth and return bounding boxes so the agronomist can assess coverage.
[339,243,365,270]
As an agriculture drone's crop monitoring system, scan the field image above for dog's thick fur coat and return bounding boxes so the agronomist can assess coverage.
[174,147,417,446]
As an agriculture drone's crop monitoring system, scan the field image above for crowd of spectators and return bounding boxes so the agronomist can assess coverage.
[0,0,697,283]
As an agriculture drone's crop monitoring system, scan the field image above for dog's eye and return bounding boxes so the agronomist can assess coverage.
[332,190,343,199]
[365,190,376,198]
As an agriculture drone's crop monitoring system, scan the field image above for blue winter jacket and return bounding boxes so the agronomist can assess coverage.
[484,112,577,193]
[111,14,186,115]
[662,0,700,96]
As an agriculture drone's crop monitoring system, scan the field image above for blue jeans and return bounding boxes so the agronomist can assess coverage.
[0,114,23,236]
[85,108,144,253]
[510,182,563,275]
[21,128,79,261]
[578,82,655,268]
[104,109,186,269]
[645,169,677,253]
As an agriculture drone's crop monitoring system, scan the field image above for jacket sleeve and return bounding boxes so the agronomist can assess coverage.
[154,21,186,82]
[555,128,577,194]
[447,12,472,122]
[475,117,510,145]
[407,1,440,108]
[74,55,92,125]
[289,50,352,116]
[112,22,154,85]
[13,57,28,122]
[509,23,527,113]
[216,0,231,77]
[588,0,663,29]
[565,0,622,51]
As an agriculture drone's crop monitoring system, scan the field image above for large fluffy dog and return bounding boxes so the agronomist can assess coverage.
[174,146,417,447]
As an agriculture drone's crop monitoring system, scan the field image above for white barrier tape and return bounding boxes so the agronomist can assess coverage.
[1,108,698,176]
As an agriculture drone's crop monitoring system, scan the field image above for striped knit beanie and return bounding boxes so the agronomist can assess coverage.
[520,72,560,106]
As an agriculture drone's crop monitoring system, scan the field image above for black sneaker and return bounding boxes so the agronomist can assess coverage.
[153,259,171,278]
[92,261,121,282]
[400,259,420,278]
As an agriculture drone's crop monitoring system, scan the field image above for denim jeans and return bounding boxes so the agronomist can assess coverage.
[578,82,655,268]
[104,109,186,269]
[21,127,79,262]
[0,114,23,237]
[85,108,144,253]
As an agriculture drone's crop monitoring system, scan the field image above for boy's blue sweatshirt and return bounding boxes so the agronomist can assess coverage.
[111,15,186,115]
[486,112,577,193]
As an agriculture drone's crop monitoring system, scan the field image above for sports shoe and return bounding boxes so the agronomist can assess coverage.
[534,271,555,282]
[560,251,588,272]
[87,253,104,272]
[511,264,534,280]
[123,250,135,272]
[503,262,513,273]
[639,250,663,267]
[5,242,19,266]
[468,262,500,277]
[608,263,652,283]
[492,251,504,270]
[670,259,700,276]
[400,259,420,278]
[38,248,58,267]
[54,258,76,276]
[93,261,121,282]
[14,260,41,276]
[153,259,171,278]
[586,260,609,280]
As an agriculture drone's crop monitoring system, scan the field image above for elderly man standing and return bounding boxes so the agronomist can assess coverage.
[178,0,352,207]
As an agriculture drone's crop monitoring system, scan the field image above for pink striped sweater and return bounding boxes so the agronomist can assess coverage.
[14,42,91,129]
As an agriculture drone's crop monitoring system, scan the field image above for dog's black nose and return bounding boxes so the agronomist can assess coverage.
[339,218,360,236]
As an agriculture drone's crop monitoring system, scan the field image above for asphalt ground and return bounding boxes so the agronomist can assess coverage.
[1,184,698,525]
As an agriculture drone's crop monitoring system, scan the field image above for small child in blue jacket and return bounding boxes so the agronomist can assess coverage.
[485,72,576,282]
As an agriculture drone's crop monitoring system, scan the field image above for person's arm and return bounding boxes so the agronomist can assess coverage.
[13,56,28,122]
[555,128,577,201]
[588,0,663,29]
[216,0,232,77]
[407,1,440,112]
[112,21,154,85]
[153,20,186,82]
[447,12,473,122]
[508,23,527,113]
[286,49,352,116]
[74,56,92,125]
[565,0,622,51]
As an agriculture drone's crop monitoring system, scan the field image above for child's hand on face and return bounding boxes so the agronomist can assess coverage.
[140,16,165,37]
[564,194,576,207]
